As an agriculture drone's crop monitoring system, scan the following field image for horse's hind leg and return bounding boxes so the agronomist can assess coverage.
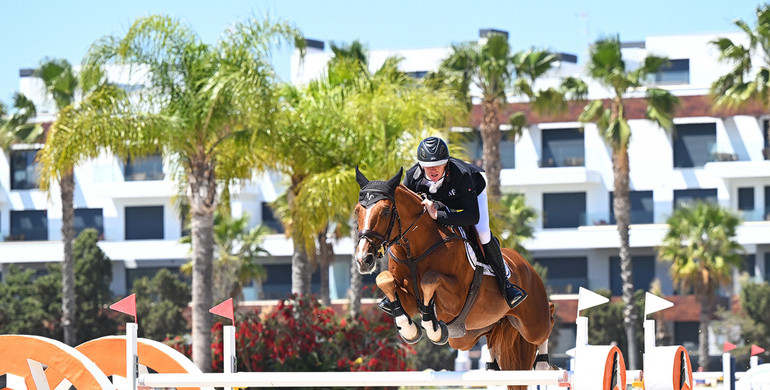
[488,321,538,390]
[533,302,557,370]
[376,271,421,344]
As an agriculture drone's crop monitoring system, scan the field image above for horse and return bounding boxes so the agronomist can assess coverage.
[354,167,555,389]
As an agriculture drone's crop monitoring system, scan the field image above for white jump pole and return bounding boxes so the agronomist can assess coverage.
[126,322,138,390]
[223,325,236,390]
[138,370,569,388]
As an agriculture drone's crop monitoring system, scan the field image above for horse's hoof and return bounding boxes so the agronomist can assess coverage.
[395,315,421,344]
[486,360,501,371]
[534,353,551,370]
[432,321,449,345]
[400,326,422,344]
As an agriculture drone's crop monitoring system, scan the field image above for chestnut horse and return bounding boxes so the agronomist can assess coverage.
[354,168,554,387]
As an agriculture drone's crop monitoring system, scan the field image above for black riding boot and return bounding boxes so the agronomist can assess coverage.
[482,237,527,309]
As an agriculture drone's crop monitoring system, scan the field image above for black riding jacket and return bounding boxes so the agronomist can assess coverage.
[403,158,486,227]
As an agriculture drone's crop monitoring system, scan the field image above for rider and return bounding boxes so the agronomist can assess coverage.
[402,136,526,309]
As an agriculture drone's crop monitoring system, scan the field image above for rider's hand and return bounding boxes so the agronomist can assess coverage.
[421,199,438,219]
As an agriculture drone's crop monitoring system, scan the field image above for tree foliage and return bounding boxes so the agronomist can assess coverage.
[132,268,191,341]
[0,229,117,342]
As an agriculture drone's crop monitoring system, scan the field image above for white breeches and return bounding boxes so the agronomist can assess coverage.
[475,189,491,244]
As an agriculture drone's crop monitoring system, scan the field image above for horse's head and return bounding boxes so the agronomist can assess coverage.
[354,166,403,274]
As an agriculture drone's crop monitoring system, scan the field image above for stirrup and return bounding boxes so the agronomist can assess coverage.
[378,297,394,317]
[505,282,527,309]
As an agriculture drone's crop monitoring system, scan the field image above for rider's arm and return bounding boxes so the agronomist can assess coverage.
[434,174,480,226]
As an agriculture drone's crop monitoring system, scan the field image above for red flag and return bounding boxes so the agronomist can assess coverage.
[724,342,737,353]
[209,298,234,324]
[751,345,766,356]
[110,294,137,322]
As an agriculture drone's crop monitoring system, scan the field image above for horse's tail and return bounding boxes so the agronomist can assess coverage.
[487,318,538,390]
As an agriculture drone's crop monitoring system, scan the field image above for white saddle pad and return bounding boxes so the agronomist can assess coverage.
[457,227,511,279]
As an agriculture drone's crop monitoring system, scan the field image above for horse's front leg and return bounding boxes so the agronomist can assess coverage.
[419,270,459,345]
[376,271,422,344]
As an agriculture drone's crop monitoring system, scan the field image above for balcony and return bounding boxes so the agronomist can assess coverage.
[704,160,770,179]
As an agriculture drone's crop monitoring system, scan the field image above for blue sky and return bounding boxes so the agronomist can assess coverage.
[0,0,764,105]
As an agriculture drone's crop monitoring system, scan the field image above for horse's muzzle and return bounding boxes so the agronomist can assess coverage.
[355,251,377,274]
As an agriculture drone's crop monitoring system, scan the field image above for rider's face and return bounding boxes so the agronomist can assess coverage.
[424,164,446,181]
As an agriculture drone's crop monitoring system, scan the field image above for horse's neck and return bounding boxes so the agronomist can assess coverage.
[394,185,444,238]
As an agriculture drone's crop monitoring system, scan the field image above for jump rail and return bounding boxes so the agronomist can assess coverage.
[138,370,570,388]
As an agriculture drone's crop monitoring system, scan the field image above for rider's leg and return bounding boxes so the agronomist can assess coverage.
[475,190,527,309]
[482,236,527,308]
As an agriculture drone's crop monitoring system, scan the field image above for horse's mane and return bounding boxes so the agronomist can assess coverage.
[395,184,424,204]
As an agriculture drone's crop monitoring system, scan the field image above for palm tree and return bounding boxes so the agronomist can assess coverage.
[266,44,460,310]
[578,36,679,369]
[38,14,304,370]
[0,93,44,147]
[657,201,743,369]
[711,3,770,150]
[436,32,586,203]
[491,193,537,255]
[34,58,88,346]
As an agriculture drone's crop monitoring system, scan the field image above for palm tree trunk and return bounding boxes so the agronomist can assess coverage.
[318,229,332,306]
[291,245,310,295]
[613,147,639,369]
[480,98,502,203]
[348,227,362,318]
[189,161,216,372]
[698,283,715,369]
[60,171,77,345]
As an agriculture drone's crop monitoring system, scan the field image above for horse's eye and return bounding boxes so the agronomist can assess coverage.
[381,207,390,216]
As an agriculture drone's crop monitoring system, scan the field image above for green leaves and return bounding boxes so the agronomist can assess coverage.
[658,201,744,292]
[711,4,770,110]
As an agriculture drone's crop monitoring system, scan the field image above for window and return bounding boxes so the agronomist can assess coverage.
[653,59,690,84]
[765,186,770,220]
[765,253,770,281]
[541,128,584,167]
[743,254,756,277]
[124,154,164,181]
[673,322,699,357]
[738,187,755,220]
[10,148,41,190]
[458,130,515,169]
[125,206,164,240]
[261,202,284,234]
[74,208,104,237]
[259,263,323,299]
[532,257,587,294]
[762,119,770,160]
[673,123,716,168]
[543,192,585,228]
[673,188,717,210]
[10,210,47,241]
[610,255,655,296]
[610,191,654,224]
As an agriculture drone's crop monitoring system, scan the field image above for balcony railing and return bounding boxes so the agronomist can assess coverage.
[539,156,585,168]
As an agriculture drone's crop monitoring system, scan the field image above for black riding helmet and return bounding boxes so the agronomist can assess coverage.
[417,137,449,167]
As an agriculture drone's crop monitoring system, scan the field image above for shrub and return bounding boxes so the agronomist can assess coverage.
[169,294,416,375]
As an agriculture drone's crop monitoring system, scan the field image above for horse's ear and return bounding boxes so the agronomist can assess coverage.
[355,166,370,188]
[386,167,403,191]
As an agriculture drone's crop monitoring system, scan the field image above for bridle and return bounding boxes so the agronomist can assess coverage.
[357,189,407,258]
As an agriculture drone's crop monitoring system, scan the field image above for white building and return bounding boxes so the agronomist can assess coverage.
[2,29,768,367]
